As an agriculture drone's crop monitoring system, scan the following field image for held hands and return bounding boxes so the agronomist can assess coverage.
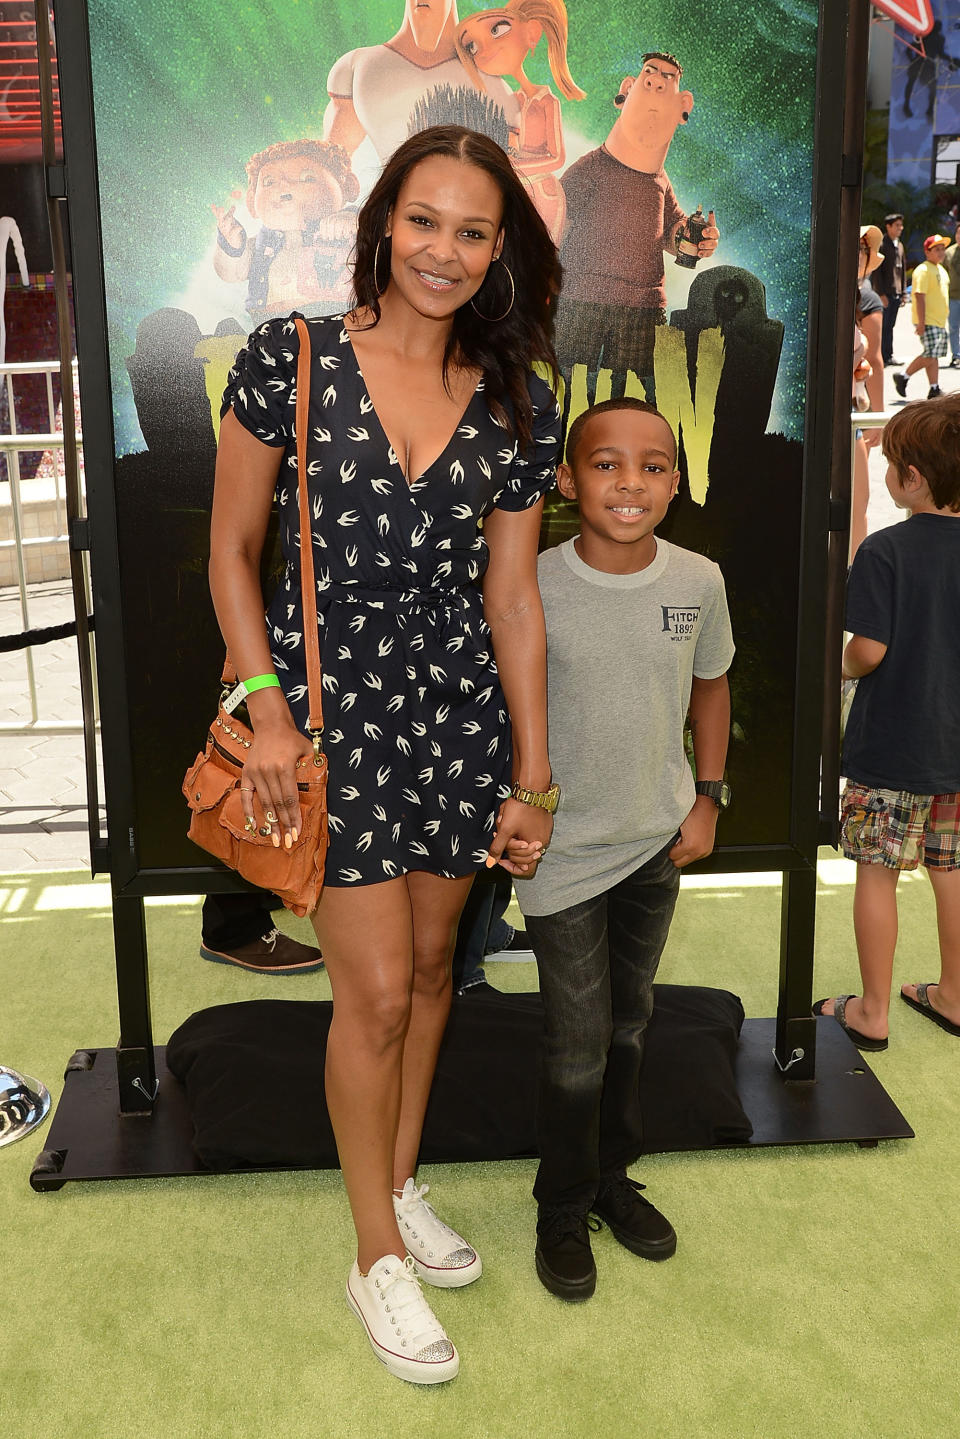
[485,797,554,876]
[668,795,719,869]
[240,716,314,849]
[698,211,719,259]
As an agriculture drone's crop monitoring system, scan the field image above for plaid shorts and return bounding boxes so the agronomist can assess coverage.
[921,324,948,358]
[840,781,960,870]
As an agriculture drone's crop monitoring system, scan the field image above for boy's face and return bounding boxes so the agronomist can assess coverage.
[253,157,342,230]
[926,243,947,265]
[558,408,679,570]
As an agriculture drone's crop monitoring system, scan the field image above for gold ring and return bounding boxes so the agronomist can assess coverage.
[259,825,272,837]
[244,816,257,834]
[265,810,277,824]
[239,786,255,793]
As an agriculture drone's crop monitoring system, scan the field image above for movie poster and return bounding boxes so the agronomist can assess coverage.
[78,0,819,871]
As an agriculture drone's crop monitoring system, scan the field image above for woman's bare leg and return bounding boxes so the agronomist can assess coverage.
[392,871,474,1189]
[311,877,415,1274]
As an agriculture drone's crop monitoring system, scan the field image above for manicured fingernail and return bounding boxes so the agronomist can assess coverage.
[291,828,299,843]
[284,833,292,850]
[272,833,281,848]
[484,854,497,868]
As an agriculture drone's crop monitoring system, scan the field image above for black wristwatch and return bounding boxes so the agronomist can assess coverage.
[695,779,731,810]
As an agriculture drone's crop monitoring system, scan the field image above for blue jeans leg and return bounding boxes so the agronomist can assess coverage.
[451,872,493,992]
[949,298,960,361]
[526,838,680,1213]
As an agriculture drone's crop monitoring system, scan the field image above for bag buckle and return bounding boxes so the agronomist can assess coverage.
[311,728,324,765]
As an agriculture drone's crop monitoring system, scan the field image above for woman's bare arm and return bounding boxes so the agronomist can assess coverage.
[209,410,312,842]
[481,499,553,872]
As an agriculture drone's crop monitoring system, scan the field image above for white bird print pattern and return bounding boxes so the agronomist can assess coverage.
[221,313,560,884]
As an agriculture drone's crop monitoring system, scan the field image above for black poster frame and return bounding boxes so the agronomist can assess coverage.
[34,0,912,1183]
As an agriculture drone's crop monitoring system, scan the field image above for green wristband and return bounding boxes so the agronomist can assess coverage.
[242,673,280,695]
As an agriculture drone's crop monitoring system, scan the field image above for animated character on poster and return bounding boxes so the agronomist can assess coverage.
[324,0,517,164]
[212,140,359,323]
[455,0,585,244]
[556,50,719,398]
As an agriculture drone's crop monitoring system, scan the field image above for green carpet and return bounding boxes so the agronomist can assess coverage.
[2,857,956,1439]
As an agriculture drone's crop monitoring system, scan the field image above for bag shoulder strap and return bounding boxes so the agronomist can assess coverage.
[293,316,323,738]
[220,317,323,740]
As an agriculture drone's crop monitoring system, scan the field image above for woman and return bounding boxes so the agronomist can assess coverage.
[852,225,885,558]
[209,126,562,1385]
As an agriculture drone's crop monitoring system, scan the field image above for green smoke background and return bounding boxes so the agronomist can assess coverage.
[85,0,817,454]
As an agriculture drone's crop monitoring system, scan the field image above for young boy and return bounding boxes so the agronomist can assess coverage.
[815,393,960,1049]
[893,235,951,401]
[519,397,734,1301]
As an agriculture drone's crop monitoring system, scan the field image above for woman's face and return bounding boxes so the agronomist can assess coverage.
[457,12,536,78]
[385,154,504,320]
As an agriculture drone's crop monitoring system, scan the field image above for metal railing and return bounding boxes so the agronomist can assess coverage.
[0,356,96,735]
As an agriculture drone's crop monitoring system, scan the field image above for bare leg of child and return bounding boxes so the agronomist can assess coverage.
[902,866,960,1026]
[822,862,899,1040]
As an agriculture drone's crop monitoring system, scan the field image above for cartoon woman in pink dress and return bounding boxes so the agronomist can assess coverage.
[455,0,584,245]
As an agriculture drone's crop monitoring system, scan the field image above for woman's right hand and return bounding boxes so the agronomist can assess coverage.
[240,715,314,848]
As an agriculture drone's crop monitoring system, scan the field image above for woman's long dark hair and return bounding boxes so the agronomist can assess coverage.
[351,126,561,454]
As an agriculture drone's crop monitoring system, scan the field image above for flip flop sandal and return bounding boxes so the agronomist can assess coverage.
[812,995,889,1052]
[900,983,960,1038]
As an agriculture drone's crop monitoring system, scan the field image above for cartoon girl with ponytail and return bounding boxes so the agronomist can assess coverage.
[455,0,584,244]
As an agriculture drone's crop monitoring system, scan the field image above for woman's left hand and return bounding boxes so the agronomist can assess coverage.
[485,797,554,875]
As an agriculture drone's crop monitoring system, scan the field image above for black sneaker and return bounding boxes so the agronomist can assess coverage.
[893,372,908,398]
[591,1175,677,1261]
[535,1209,599,1301]
[927,385,943,399]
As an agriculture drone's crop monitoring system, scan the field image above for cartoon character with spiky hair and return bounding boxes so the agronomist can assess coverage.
[212,139,359,321]
[557,51,719,396]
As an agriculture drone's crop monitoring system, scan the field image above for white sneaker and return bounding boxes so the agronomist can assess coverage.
[346,1254,459,1385]
[393,1177,482,1288]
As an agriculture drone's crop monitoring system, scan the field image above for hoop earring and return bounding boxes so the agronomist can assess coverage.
[470,261,515,322]
[373,235,390,297]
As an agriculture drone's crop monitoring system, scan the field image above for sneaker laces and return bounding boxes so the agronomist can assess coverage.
[596,1175,649,1220]
[377,1256,450,1353]
[259,928,279,952]
[537,1209,600,1248]
[394,1182,453,1237]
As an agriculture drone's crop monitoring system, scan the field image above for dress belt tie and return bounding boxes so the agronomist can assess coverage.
[320,582,471,615]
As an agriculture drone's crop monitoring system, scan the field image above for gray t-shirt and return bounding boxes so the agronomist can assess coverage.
[518,537,735,917]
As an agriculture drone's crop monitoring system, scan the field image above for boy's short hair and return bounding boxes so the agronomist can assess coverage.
[883,212,903,227]
[565,397,677,468]
[882,393,960,511]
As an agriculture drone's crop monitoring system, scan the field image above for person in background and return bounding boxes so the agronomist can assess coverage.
[944,235,960,369]
[871,213,906,367]
[815,394,960,1049]
[851,225,885,558]
[893,235,951,402]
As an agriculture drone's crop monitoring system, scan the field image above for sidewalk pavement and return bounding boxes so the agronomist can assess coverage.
[1,301,957,875]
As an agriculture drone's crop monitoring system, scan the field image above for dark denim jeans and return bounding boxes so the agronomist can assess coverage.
[451,867,514,993]
[525,837,680,1214]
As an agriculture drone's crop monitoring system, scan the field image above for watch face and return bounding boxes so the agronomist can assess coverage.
[719,782,732,809]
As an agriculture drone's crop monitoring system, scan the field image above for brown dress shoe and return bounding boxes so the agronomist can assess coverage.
[199,927,323,974]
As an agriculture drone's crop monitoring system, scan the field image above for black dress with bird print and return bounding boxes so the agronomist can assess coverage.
[222,313,560,885]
